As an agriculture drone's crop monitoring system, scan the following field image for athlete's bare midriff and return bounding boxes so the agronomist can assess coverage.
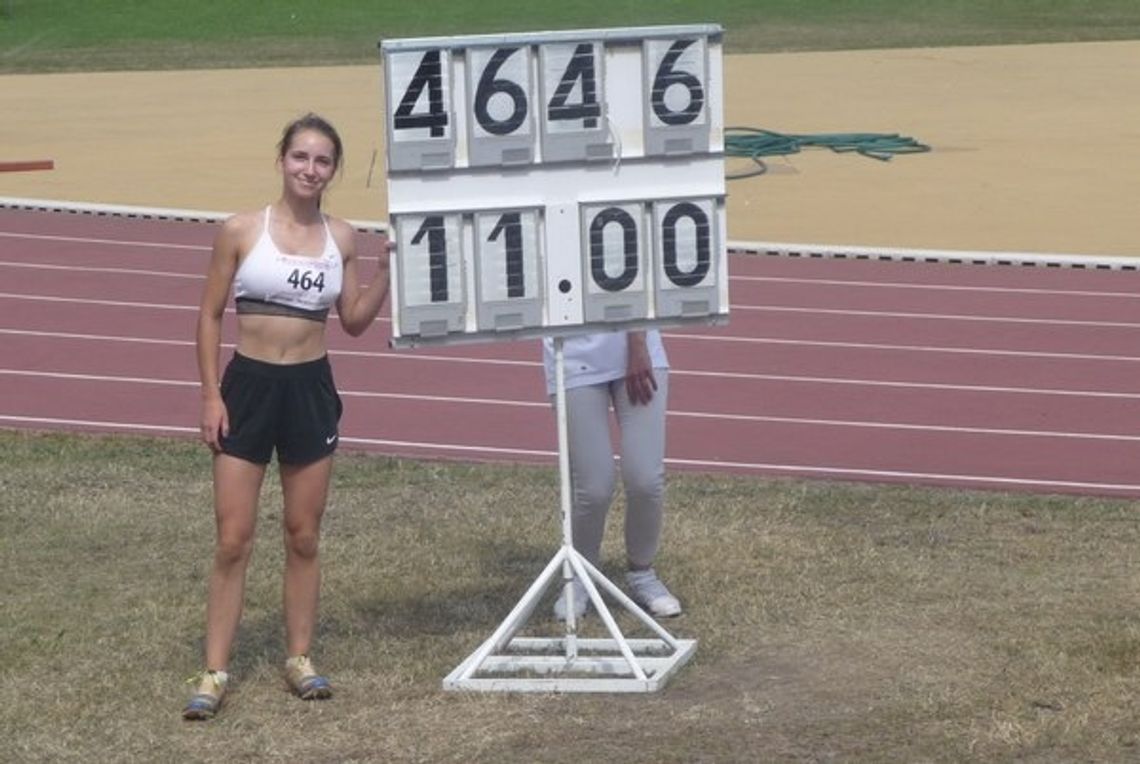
[235,313,328,364]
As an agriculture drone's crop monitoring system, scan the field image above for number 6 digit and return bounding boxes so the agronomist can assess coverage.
[474,47,528,136]
[651,39,704,126]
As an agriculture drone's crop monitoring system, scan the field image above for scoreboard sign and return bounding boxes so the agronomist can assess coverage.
[380,25,728,347]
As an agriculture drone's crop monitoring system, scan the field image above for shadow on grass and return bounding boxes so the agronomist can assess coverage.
[334,538,560,639]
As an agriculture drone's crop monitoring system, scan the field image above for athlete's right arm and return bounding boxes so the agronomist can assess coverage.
[196,215,246,451]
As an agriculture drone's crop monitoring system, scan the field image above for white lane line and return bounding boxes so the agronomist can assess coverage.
[4,310,1140,366]
[0,296,395,325]
[0,368,546,404]
[0,369,198,386]
[3,237,1136,299]
[730,274,1140,299]
[0,293,198,311]
[6,259,1130,303]
[665,457,1140,494]
[3,221,1133,295]
[0,329,518,360]
[338,434,553,458]
[0,413,553,458]
[725,240,1140,269]
[0,414,196,435]
[8,290,1135,330]
[4,345,1139,400]
[0,260,203,279]
[0,328,197,346]
[6,291,1140,337]
[0,368,549,406]
[732,304,1140,329]
[2,413,1136,495]
[0,230,208,251]
[5,325,1140,371]
[669,409,1140,442]
[678,369,1140,399]
[343,388,546,407]
[2,369,1136,442]
[667,334,1140,363]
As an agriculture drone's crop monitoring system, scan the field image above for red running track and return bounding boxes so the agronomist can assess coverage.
[3,205,1140,497]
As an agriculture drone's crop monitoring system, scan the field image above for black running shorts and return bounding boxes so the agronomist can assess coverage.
[218,352,343,465]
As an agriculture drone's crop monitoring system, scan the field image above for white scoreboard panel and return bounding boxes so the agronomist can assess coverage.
[381,24,728,347]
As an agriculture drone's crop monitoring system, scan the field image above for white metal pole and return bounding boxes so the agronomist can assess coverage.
[553,336,579,657]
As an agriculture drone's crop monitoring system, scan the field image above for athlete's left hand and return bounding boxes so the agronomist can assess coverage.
[625,333,657,405]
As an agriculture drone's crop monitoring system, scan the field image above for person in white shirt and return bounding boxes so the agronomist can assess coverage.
[542,329,682,620]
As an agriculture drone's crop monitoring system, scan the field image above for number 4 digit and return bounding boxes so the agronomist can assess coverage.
[547,43,601,129]
[394,50,449,137]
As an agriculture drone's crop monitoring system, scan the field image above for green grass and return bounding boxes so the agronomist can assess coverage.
[2,0,1140,72]
[3,430,1140,761]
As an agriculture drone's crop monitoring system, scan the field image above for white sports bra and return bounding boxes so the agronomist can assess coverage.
[233,206,344,322]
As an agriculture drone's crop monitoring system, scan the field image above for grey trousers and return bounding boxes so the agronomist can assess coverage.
[562,371,668,570]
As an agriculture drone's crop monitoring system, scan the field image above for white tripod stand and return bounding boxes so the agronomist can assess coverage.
[443,336,697,692]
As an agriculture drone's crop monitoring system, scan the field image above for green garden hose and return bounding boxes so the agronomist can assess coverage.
[725,127,930,179]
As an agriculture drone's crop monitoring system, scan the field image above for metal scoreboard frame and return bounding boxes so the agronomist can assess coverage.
[380,24,728,348]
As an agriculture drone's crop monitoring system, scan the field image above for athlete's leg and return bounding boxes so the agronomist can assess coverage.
[279,455,333,657]
[564,382,618,565]
[613,371,668,570]
[203,453,267,671]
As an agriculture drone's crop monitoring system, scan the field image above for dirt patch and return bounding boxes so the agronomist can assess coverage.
[2,41,1137,256]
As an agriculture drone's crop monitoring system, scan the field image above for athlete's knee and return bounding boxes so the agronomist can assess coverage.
[574,475,616,514]
[213,533,254,569]
[284,526,321,560]
[623,469,665,506]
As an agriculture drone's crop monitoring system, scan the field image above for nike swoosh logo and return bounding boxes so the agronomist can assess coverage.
[326,434,338,445]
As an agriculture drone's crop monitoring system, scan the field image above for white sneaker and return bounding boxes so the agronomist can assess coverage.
[553,578,589,621]
[626,568,682,618]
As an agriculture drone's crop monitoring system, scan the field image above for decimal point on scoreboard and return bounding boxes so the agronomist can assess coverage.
[0,160,54,173]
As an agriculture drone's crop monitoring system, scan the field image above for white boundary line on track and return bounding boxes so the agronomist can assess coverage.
[733,275,1140,299]
[4,235,1139,299]
[732,304,1140,329]
[665,456,1140,495]
[0,292,199,311]
[5,359,1140,401]
[0,197,386,233]
[0,230,209,250]
[4,367,1140,441]
[726,239,1140,270]
[666,333,1140,363]
[3,196,1137,267]
[6,248,1140,302]
[3,414,1138,495]
[5,290,1139,334]
[7,324,1140,368]
[0,259,204,279]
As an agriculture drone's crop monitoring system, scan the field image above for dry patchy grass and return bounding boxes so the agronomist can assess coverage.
[2,430,1140,762]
